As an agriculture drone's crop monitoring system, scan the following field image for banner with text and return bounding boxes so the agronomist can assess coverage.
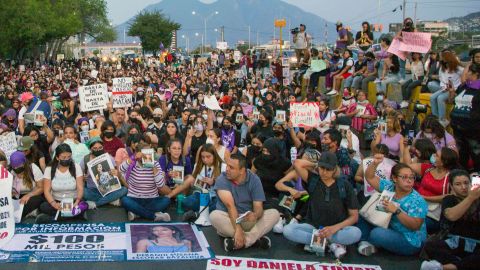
[0,132,17,164]
[207,256,382,270]
[289,102,320,128]
[0,223,212,263]
[0,166,14,249]
[388,31,432,60]
[78,84,108,112]
[112,77,133,108]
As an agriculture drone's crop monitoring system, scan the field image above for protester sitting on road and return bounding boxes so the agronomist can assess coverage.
[421,169,480,270]
[359,155,427,256]
[210,153,280,252]
[119,142,171,222]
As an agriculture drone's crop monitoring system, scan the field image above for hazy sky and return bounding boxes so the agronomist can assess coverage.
[106,0,478,27]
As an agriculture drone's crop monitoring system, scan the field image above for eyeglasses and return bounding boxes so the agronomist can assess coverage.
[397,175,415,181]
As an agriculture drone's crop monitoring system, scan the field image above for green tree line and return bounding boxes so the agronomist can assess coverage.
[0,0,116,61]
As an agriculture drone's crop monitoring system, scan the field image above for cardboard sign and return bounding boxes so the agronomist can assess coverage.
[216,42,228,50]
[289,102,320,128]
[0,132,18,164]
[0,166,15,248]
[78,83,108,112]
[112,77,133,108]
[398,31,432,53]
[387,38,408,61]
[204,95,223,111]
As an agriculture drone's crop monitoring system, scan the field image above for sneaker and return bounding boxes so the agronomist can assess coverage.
[127,211,137,221]
[224,238,235,252]
[289,218,298,225]
[420,260,442,270]
[439,119,450,128]
[272,218,285,234]
[326,89,338,96]
[86,201,97,210]
[357,241,377,256]
[182,210,198,223]
[154,212,171,222]
[400,100,409,109]
[329,243,347,259]
[254,236,271,249]
[35,213,52,224]
[109,199,121,207]
[374,78,381,83]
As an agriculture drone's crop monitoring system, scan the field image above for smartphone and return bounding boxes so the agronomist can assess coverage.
[472,175,480,190]
[407,130,415,145]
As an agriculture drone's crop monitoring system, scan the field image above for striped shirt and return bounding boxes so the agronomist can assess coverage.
[120,160,165,198]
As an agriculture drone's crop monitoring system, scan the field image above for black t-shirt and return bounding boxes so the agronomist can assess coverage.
[251,124,274,139]
[441,195,480,239]
[450,84,480,132]
[305,172,359,228]
[190,134,206,163]
[253,156,291,197]
[355,31,374,50]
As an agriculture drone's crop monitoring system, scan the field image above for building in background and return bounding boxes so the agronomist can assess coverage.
[417,21,449,37]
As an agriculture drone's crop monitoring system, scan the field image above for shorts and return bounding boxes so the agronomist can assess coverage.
[342,73,352,79]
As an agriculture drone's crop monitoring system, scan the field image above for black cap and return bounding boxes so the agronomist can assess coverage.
[317,151,338,169]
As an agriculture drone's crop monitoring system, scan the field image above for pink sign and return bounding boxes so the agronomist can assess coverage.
[387,38,408,61]
[289,102,320,128]
[398,32,432,53]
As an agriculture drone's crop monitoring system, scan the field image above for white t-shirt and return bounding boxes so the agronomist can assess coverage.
[18,106,28,120]
[340,132,361,164]
[44,163,83,201]
[12,163,43,195]
[294,32,310,49]
[317,110,336,133]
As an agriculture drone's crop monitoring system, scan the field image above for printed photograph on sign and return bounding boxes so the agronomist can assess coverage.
[281,58,289,67]
[278,195,296,212]
[282,67,290,77]
[275,110,286,124]
[87,153,122,197]
[141,149,154,168]
[171,166,184,184]
[193,175,208,193]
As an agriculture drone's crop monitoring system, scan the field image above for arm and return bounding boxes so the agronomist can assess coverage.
[183,128,194,157]
[364,154,382,192]
[293,159,315,182]
[43,179,60,210]
[288,121,302,148]
[400,145,422,175]
[354,163,364,183]
[39,157,46,172]
[251,201,264,221]
[422,195,447,203]
[75,175,84,207]
[444,188,480,222]
[20,180,44,205]
[392,206,424,231]
[275,170,303,197]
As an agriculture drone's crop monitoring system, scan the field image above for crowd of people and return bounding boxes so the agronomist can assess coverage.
[0,18,479,270]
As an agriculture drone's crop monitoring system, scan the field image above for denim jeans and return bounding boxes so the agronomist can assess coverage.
[240,123,248,142]
[376,73,399,93]
[344,75,363,90]
[361,75,377,92]
[84,186,128,207]
[430,90,449,119]
[357,217,420,256]
[120,196,171,220]
[182,192,217,212]
[283,222,362,246]
[427,80,441,93]
[399,59,406,80]
[401,79,422,101]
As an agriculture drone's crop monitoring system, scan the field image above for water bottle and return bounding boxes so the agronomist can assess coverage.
[290,147,297,164]
[176,194,185,214]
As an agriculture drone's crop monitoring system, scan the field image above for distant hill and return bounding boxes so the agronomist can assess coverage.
[445,11,480,32]
[115,0,338,49]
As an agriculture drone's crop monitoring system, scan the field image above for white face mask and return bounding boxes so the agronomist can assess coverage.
[424,132,433,139]
[202,114,208,121]
[80,125,89,131]
[206,138,215,145]
[216,117,224,124]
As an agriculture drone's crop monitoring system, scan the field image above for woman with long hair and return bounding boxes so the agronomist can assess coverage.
[197,128,230,163]
[345,90,378,133]
[101,120,125,157]
[158,120,184,155]
[136,225,192,253]
[415,115,457,151]
[371,112,404,160]
[37,144,88,223]
[18,136,46,172]
[430,51,464,127]
[183,116,207,164]
[317,98,336,134]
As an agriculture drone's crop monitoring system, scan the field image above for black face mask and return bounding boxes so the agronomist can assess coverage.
[251,145,262,154]
[260,153,275,163]
[153,117,162,123]
[59,159,72,167]
[92,149,105,157]
[305,142,316,149]
[103,131,114,139]
[257,120,264,126]
[150,102,158,107]
[273,130,283,137]
[223,125,232,131]
[13,167,24,174]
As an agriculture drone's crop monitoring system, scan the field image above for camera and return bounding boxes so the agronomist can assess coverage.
[413,102,428,114]
[291,27,300,35]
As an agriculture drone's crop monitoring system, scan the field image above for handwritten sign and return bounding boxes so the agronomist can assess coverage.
[78,84,108,112]
[388,31,432,60]
[0,165,15,248]
[0,132,17,164]
[112,77,133,108]
[387,38,408,61]
[289,102,320,128]
[362,157,396,196]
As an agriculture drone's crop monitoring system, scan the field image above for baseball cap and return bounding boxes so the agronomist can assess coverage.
[19,92,34,102]
[317,151,338,170]
[10,151,27,168]
[17,136,34,151]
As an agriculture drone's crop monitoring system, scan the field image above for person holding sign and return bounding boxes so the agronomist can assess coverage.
[119,142,171,222]
[9,151,45,220]
[81,137,127,209]
[345,91,378,133]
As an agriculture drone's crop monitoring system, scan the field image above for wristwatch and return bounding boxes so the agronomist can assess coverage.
[394,208,401,215]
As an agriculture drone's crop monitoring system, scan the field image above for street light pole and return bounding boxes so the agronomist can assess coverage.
[192,10,218,51]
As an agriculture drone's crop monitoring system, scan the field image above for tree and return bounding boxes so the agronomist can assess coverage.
[128,10,180,55]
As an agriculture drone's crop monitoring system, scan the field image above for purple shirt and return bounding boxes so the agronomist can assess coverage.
[381,133,402,157]
[415,131,455,151]
[336,29,348,49]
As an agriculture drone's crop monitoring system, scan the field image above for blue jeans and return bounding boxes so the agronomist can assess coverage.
[240,123,248,142]
[427,81,441,93]
[430,90,449,119]
[283,223,361,246]
[376,73,399,93]
[120,196,171,220]
[83,186,128,207]
[399,59,406,80]
[357,217,420,256]
[182,192,217,212]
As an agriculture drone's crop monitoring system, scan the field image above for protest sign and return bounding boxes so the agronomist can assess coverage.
[216,42,228,50]
[19,65,25,72]
[87,153,122,197]
[112,77,133,108]
[233,51,241,62]
[282,67,290,77]
[0,132,17,163]
[398,32,432,53]
[204,95,223,111]
[240,103,253,116]
[90,69,98,78]
[0,166,15,249]
[281,58,289,67]
[283,78,290,85]
[362,157,396,197]
[207,256,382,270]
[387,38,408,61]
[78,84,108,112]
[0,222,211,263]
[289,102,320,128]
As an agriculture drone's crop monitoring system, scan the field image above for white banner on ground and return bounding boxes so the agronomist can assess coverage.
[78,83,108,112]
[112,77,133,108]
[0,132,17,164]
[207,256,382,270]
[0,166,15,249]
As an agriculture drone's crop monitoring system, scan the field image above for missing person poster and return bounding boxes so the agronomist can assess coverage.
[0,223,212,263]
[87,154,122,197]
[78,83,108,112]
[112,77,133,108]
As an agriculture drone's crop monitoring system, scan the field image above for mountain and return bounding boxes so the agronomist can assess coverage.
[115,0,338,49]
[445,11,480,32]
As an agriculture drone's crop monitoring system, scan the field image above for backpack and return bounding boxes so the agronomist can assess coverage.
[27,98,51,120]
[346,30,354,46]
[307,173,348,202]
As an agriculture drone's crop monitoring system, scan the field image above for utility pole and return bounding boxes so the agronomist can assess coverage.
[248,25,251,50]
[256,30,259,46]
[402,0,406,21]
[414,2,418,27]
[221,26,225,42]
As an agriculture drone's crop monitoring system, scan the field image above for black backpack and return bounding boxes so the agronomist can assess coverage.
[346,30,354,46]
[307,173,348,201]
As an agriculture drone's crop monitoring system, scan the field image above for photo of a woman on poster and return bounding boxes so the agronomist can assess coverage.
[135,225,192,253]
